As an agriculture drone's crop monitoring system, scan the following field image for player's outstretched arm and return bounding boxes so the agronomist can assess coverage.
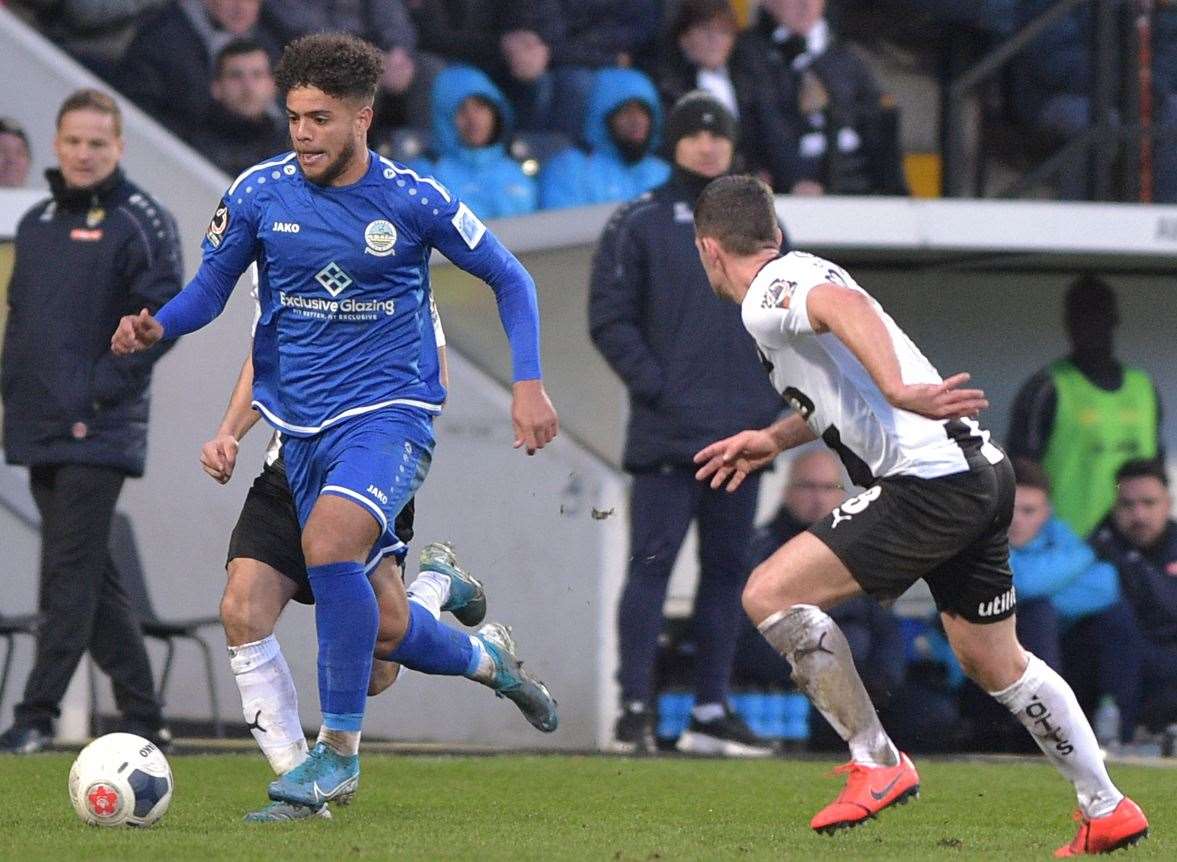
[111,308,164,355]
[200,351,261,484]
[694,416,817,492]
[805,284,988,420]
[511,379,559,456]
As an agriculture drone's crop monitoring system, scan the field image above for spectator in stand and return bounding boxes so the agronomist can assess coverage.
[1007,275,1163,539]
[7,0,169,78]
[405,0,504,73]
[589,92,782,756]
[656,0,742,120]
[265,0,440,131]
[497,2,564,133]
[731,0,907,196]
[187,39,286,178]
[117,0,282,136]
[733,449,908,748]
[1008,458,1141,746]
[410,65,536,220]
[1012,0,1177,202]
[1091,459,1177,740]
[539,68,669,209]
[0,118,32,188]
[503,0,661,143]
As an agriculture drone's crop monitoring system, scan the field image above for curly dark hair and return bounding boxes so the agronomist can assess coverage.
[274,33,384,103]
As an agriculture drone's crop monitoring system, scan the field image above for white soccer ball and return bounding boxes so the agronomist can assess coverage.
[68,733,173,827]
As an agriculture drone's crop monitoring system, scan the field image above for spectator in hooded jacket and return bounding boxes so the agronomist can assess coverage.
[187,39,287,178]
[539,68,670,210]
[1008,458,1141,745]
[501,0,660,142]
[117,0,283,136]
[410,65,536,220]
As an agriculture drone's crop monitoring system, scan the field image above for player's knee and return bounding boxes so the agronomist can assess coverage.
[301,529,359,568]
[219,586,262,643]
[742,564,787,625]
[952,637,1026,692]
[368,660,400,696]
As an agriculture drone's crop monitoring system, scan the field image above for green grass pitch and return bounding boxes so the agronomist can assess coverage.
[0,753,1171,860]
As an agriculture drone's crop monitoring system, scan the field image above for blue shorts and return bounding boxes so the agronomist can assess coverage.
[282,407,434,573]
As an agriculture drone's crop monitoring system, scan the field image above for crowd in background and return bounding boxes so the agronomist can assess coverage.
[0,1,1174,757]
[6,0,1177,206]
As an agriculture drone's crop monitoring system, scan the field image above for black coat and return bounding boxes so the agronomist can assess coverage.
[588,168,785,472]
[116,1,283,136]
[1,168,182,476]
[187,103,289,179]
[732,15,906,195]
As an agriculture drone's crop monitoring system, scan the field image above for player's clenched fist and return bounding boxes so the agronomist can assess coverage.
[511,379,559,455]
[111,308,163,355]
[200,434,240,484]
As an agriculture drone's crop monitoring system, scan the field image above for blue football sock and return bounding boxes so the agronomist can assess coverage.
[308,561,378,732]
[387,601,477,676]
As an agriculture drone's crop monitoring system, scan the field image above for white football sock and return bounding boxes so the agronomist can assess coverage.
[759,605,900,767]
[227,635,307,775]
[692,702,726,723]
[406,570,451,620]
[465,635,496,684]
[989,653,1123,818]
[318,726,361,757]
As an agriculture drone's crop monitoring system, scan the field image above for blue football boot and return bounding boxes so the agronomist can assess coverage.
[267,741,359,807]
[244,800,332,823]
[419,541,486,627]
[476,622,558,733]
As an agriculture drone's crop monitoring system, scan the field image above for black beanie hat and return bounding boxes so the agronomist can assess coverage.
[664,90,738,151]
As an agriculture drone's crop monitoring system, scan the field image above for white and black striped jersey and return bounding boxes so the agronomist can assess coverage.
[742,252,1003,486]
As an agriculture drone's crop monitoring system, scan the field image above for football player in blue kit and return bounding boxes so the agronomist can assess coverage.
[112,33,559,809]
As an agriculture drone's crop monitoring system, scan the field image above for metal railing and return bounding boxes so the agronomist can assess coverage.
[941,0,1148,200]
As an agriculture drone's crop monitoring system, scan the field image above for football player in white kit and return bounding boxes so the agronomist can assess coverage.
[690,176,1148,857]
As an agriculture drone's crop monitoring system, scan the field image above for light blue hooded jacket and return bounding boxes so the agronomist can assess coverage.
[1011,516,1120,622]
[413,65,537,220]
[539,68,670,210]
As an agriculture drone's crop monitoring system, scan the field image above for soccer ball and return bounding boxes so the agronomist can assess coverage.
[68,733,173,827]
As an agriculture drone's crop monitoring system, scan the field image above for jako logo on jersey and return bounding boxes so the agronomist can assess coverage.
[272,221,301,233]
[830,485,881,529]
[366,484,389,505]
[364,219,397,256]
[977,587,1016,618]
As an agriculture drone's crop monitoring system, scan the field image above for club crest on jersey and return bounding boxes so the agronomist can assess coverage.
[762,278,797,310]
[206,199,229,248]
[364,219,397,257]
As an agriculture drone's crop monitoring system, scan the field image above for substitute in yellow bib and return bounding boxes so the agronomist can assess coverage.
[1008,275,1163,538]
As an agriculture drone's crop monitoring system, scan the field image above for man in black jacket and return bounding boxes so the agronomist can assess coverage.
[0,90,181,753]
[188,39,287,178]
[1090,459,1177,740]
[731,0,906,196]
[589,92,784,755]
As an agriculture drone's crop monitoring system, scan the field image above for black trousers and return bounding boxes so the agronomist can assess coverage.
[15,464,161,729]
[617,466,761,706]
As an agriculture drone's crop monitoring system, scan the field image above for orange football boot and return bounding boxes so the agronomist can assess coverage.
[1054,797,1149,857]
[810,752,920,834]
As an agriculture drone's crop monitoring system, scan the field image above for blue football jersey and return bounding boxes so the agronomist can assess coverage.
[161,150,540,437]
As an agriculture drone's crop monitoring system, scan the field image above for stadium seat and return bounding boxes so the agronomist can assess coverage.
[0,609,42,716]
[106,513,224,738]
